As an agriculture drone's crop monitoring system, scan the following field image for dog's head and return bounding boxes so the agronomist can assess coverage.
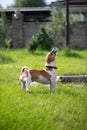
[51,47,58,55]
[45,47,58,63]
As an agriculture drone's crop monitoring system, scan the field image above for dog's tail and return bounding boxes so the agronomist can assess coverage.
[56,76,61,83]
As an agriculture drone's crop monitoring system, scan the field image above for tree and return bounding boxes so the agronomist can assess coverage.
[45,7,76,49]
[0,12,7,47]
[46,7,66,48]
[0,12,12,48]
[0,5,2,8]
[13,0,46,7]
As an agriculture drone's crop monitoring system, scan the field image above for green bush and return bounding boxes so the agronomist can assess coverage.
[0,51,14,64]
[27,26,54,52]
[27,37,38,52]
[5,38,12,48]
[0,12,7,47]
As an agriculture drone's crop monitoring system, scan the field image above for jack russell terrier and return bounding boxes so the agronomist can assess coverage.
[19,47,58,92]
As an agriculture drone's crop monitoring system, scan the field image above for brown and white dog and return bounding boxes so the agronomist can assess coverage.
[19,47,58,92]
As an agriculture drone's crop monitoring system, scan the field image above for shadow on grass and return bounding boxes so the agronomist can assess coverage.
[0,53,14,64]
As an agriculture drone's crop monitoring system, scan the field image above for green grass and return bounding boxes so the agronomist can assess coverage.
[0,48,87,75]
[0,48,87,130]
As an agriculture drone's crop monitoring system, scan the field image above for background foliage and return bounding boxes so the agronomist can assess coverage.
[13,0,46,7]
[0,12,12,48]
[45,7,76,48]
[0,12,7,47]
[27,6,76,52]
[27,26,53,52]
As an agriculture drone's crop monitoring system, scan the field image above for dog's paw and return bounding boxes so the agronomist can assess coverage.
[26,90,32,93]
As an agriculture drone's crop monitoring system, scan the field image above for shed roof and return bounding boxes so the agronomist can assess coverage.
[69,0,87,4]
[0,7,51,13]
[0,7,51,22]
[57,0,87,5]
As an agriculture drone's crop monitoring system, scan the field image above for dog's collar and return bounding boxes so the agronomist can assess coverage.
[46,65,57,69]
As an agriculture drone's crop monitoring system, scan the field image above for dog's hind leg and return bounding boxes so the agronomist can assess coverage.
[25,72,32,93]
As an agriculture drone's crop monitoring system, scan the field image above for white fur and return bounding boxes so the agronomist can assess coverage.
[37,75,50,84]
[45,69,56,90]
[45,61,56,67]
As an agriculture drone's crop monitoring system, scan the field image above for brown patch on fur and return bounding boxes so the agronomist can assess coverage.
[30,69,51,81]
[45,67,52,71]
[45,52,55,63]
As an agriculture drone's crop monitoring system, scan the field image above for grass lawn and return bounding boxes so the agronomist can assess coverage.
[0,48,87,130]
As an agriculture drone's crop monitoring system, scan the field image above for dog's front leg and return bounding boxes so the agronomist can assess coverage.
[25,80,31,93]
[50,79,56,91]
[50,83,56,91]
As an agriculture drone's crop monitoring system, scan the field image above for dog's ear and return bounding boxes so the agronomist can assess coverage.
[20,68,24,75]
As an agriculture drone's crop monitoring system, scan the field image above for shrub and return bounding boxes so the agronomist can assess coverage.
[0,51,14,64]
[5,38,12,48]
[27,37,38,52]
[27,26,54,52]
[0,12,7,47]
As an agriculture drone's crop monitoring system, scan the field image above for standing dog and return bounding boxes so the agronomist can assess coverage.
[20,47,58,92]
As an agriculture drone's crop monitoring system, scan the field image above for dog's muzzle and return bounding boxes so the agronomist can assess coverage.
[51,47,58,55]
[20,75,27,82]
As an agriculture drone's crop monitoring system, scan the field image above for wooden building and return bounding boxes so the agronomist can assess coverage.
[0,7,51,48]
[52,0,87,48]
[0,1,87,48]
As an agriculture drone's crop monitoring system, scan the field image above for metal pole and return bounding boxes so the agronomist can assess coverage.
[65,0,70,51]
